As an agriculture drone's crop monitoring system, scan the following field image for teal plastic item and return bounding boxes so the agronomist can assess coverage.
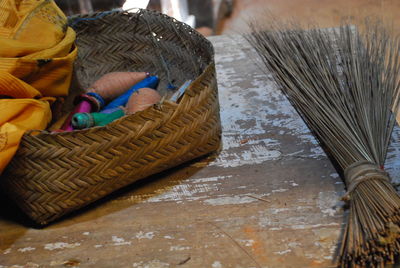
[72,109,125,129]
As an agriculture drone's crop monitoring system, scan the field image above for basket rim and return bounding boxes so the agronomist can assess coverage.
[68,9,214,53]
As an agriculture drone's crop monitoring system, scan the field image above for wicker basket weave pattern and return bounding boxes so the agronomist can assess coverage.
[1,10,221,225]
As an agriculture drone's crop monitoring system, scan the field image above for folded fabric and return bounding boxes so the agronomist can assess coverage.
[0,0,77,173]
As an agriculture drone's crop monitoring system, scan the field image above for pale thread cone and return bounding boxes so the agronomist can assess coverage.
[88,72,147,101]
[126,87,161,114]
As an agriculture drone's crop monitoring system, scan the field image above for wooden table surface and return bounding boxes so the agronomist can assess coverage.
[1,35,400,268]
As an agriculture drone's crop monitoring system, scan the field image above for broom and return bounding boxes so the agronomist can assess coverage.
[245,21,400,267]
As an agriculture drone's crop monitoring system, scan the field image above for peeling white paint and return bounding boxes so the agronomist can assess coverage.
[44,242,81,251]
[212,35,328,172]
[135,231,155,240]
[169,245,190,251]
[309,146,324,157]
[132,260,170,268]
[83,232,90,236]
[17,247,35,252]
[305,253,318,259]
[291,223,340,230]
[321,208,337,217]
[288,242,301,248]
[386,127,400,183]
[269,227,282,231]
[191,175,232,183]
[258,206,342,229]
[274,249,291,255]
[271,208,290,214]
[3,248,11,254]
[203,195,256,205]
[259,216,273,227]
[317,191,343,217]
[213,233,225,238]
[164,235,173,239]
[210,144,282,168]
[211,261,222,268]
[94,244,103,248]
[238,239,255,247]
[112,236,131,246]
[146,183,217,203]
[272,189,288,193]
[296,205,314,210]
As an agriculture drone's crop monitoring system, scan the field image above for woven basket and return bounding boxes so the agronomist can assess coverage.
[1,10,221,225]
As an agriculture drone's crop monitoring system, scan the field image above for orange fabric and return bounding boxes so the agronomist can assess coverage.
[0,0,77,173]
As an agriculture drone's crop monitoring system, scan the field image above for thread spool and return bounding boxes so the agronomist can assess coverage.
[60,93,104,131]
[88,72,149,101]
[102,75,159,111]
[126,87,161,114]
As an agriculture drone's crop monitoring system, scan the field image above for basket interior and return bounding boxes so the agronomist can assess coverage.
[69,9,214,99]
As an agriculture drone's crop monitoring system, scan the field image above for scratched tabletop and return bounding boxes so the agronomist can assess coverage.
[1,35,400,268]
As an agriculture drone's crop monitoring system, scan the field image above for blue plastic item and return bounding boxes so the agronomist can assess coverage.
[102,76,159,111]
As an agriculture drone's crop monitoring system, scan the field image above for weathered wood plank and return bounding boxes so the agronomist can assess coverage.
[0,34,399,268]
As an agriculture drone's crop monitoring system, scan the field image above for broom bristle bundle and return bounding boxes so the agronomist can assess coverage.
[245,20,400,267]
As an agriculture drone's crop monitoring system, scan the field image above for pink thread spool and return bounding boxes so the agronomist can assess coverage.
[59,94,103,131]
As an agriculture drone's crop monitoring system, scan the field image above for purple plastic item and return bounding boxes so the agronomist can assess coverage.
[56,93,104,132]
[60,101,93,131]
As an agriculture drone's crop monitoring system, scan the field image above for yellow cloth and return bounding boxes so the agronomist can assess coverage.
[0,0,77,173]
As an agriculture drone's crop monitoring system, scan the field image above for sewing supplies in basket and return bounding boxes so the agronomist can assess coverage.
[56,72,163,131]
[2,9,221,225]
